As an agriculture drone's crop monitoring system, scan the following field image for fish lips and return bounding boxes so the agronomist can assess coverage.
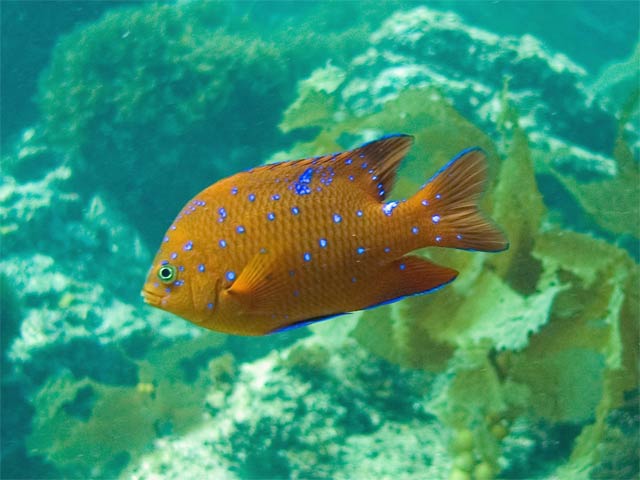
[141,288,163,307]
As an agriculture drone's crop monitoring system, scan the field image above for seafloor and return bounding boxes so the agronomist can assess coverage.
[1,2,638,479]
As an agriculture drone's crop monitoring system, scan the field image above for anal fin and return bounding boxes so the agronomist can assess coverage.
[365,256,458,310]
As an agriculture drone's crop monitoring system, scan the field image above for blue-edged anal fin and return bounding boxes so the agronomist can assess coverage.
[272,255,458,334]
[226,251,291,315]
[362,255,458,310]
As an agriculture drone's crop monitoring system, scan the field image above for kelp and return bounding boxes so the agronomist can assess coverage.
[27,333,226,477]
[547,87,639,243]
[279,66,639,477]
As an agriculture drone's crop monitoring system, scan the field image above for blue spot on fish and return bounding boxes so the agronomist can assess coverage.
[303,252,312,262]
[267,212,276,221]
[271,194,280,201]
[198,264,205,272]
[319,238,328,248]
[356,209,363,217]
[411,226,419,235]
[333,213,342,223]
[382,201,398,216]
[436,235,442,242]
[432,214,441,224]
[219,239,227,248]
[421,199,429,207]
[236,225,246,234]
[291,206,300,215]
[225,271,236,281]
[356,247,365,255]
[207,303,214,309]
[295,168,314,196]
[248,193,256,202]
[456,234,463,240]
[184,240,193,251]
[170,252,178,260]
[231,187,238,195]
[345,158,353,165]
[399,263,406,271]
[435,193,441,200]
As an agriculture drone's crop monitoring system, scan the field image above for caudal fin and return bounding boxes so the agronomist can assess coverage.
[412,148,508,252]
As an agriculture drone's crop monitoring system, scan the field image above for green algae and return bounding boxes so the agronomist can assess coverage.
[37,1,292,244]
[279,70,639,477]
[38,2,285,161]
[27,333,226,477]
[547,87,639,243]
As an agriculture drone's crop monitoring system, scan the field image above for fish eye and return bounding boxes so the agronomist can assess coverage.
[157,264,177,284]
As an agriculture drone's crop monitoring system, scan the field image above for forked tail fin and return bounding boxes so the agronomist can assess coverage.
[411,148,508,252]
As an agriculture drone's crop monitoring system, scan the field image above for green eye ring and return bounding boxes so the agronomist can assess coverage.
[157,264,177,284]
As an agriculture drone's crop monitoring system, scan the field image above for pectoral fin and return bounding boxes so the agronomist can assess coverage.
[226,252,291,314]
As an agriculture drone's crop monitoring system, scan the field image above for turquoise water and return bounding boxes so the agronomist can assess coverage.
[2,1,638,479]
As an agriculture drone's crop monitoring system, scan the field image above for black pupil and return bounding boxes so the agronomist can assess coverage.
[160,267,172,279]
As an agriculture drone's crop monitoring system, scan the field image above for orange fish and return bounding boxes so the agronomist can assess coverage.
[142,135,508,335]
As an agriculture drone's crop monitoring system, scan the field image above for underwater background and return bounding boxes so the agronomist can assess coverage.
[1,1,639,479]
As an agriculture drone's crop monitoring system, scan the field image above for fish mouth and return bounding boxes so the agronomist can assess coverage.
[141,288,162,307]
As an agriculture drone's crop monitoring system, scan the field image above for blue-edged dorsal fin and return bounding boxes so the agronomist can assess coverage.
[330,134,413,201]
[300,134,413,201]
[245,134,413,201]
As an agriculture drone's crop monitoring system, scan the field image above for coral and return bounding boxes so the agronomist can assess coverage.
[280,343,331,379]
[126,337,449,480]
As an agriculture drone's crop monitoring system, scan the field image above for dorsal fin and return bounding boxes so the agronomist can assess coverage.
[244,134,413,201]
[318,134,414,201]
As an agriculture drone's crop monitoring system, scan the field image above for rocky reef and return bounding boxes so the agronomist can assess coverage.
[2,3,637,480]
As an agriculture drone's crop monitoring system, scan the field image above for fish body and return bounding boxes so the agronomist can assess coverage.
[142,135,508,335]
